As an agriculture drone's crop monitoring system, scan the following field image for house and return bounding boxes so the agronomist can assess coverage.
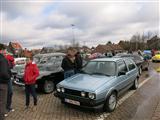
[8,42,23,57]
[147,35,160,50]
[92,45,112,54]
[92,44,123,54]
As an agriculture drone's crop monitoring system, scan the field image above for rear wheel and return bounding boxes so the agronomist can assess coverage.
[104,92,117,112]
[43,80,54,94]
[139,67,142,75]
[132,78,139,90]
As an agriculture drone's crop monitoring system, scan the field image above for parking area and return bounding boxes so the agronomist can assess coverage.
[6,62,160,120]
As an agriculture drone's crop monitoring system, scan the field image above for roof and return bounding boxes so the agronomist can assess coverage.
[91,57,123,62]
[10,42,22,49]
[34,52,66,57]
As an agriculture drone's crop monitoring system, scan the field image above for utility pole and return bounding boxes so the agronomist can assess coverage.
[71,24,75,47]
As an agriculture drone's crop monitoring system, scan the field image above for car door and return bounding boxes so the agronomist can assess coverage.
[125,59,137,83]
[116,60,129,94]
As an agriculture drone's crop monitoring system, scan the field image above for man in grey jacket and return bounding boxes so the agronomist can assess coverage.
[0,47,10,120]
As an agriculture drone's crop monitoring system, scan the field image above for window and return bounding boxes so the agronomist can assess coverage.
[82,61,116,76]
[117,60,128,73]
[125,59,136,71]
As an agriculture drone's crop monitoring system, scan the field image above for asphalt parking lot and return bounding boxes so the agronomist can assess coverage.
[6,62,160,120]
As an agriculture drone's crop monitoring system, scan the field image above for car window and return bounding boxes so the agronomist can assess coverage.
[117,60,128,73]
[82,61,116,76]
[125,59,136,71]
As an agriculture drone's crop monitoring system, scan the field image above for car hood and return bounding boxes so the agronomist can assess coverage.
[59,74,115,92]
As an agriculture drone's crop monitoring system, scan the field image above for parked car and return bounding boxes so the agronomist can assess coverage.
[14,52,65,93]
[152,51,160,62]
[55,58,139,112]
[114,53,149,75]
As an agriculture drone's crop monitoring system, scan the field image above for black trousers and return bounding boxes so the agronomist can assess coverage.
[6,79,13,110]
[25,84,37,106]
[0,84,8,120]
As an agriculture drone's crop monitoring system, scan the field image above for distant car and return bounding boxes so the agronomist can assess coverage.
[14,53,65,93]
[152,51,160,62]
[114,53,149,75]
[55,58,139,112]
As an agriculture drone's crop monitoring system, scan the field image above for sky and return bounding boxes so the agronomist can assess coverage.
[0,0,159,49]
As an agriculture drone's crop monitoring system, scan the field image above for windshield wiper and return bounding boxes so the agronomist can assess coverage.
[91,72,110,76]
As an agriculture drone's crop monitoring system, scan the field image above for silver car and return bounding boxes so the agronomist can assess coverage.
[55,58,139,112]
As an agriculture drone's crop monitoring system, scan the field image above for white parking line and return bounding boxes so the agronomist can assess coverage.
[95,76,153,120]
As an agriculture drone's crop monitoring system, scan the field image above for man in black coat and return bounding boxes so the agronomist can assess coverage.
[75,52,83,73]
[0,48,10,120]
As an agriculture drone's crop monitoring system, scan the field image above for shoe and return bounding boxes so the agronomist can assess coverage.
[8,108,15,112]
[10,108,15,112]
[4,113,8,117]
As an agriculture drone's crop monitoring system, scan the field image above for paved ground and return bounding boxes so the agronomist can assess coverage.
[6,62,160,120]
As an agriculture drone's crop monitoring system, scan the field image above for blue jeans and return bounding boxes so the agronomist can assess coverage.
[6,79,13,110]
[64,70,75,79]
[25,84,37,106]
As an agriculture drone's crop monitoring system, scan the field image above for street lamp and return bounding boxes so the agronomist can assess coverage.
[71,24,75,47]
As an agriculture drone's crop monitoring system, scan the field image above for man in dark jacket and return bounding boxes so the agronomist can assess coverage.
[0,52,10,120]
[75,52,83,73]
[4,53,15,114]
[61,48,76,79]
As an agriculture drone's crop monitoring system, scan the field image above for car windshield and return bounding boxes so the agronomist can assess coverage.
[81,61,116,76]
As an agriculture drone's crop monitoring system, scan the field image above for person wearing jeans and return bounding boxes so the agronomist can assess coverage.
[25,84,37,106]
[23,57,39,109]
[6,79,14,112]
[0,52,10,120]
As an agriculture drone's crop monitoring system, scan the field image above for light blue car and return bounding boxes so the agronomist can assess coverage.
[55,58,139,112]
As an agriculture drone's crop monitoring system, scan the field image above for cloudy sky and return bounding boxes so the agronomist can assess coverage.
[0,0,159,49]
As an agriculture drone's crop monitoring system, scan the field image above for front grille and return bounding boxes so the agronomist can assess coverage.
[65,89,81,97]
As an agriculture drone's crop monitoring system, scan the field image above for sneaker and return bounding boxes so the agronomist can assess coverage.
[10,108,15,112]
[8,108,15,112]
[4,113,8,117]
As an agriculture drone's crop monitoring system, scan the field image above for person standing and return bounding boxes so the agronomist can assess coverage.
[23,57,39,109]
[75,51,83,73]
[0,49,10,120]
[4,52,15,114]
[61,48,76,79]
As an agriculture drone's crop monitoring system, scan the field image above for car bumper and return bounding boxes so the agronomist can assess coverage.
[152,59,160,61]
[54,92,105,110]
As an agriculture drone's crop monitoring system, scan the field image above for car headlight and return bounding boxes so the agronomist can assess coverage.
[57,86,61,92]
[61,88,65,93]
[88,93,96,99]
[81,91,86,97]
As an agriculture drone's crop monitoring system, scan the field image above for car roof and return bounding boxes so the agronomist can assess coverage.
[91,57,124,62]
[34,52,66,57]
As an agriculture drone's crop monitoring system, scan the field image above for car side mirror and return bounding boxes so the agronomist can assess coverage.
[118,71,126,76]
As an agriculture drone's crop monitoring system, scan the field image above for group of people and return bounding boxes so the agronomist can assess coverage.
[61,47,83,79]
[0,46,40,120]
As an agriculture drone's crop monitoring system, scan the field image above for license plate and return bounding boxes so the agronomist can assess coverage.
[65,98,80,106]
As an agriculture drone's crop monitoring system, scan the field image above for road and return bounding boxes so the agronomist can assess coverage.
[6,62,160,120]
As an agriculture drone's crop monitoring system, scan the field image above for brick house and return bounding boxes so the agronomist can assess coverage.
[8,42,23,57]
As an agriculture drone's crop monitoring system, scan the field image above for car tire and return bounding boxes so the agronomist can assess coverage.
[139,67,142,75]
[43,80,54,94]
[104,92,117,112]
[132,78,139,90]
